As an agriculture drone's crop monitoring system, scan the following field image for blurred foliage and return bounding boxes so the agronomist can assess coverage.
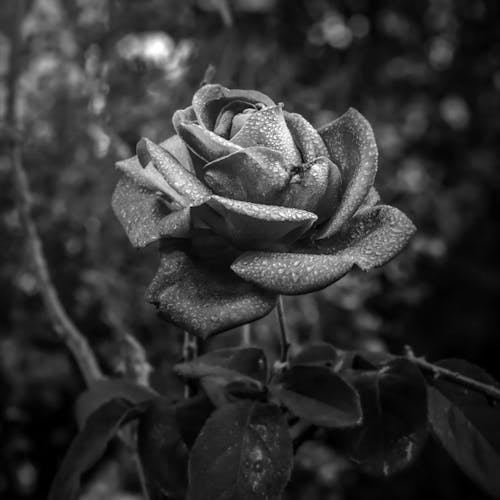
[1,0,500,498]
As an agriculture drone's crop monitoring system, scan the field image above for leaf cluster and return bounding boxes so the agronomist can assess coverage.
[48,344,500,499]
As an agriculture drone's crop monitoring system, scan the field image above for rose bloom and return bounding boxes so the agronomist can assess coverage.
[112,85,415,337]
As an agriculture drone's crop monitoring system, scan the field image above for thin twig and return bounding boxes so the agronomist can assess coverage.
[405,348,500,402]
[276,296,290,363]
[6,0,102,386]
[133,451,151,500]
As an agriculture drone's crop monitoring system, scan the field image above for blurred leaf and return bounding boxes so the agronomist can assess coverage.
[137,397,188,499]
[331,358,428,476]
[290,342,342,368]
[175,347,267,406]
[428,359,500,498]
[75,379,158,428]
[174,393,215,448]
[48,399,146,500]
[188,401,292,500]
[225,379,268,402]
[270,365,362,428]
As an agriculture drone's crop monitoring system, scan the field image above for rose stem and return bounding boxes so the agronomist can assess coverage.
[277,296,291,363]
[182,330,199,398]
[241,323,251,346]
[405,346,500,402]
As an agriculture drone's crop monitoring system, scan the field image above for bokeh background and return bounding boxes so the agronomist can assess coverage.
[1,0,500,498]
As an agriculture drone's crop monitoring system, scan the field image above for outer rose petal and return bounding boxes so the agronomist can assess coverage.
[231,105,302,165]
[172,106,197,133]
[137,138,211,204]
[147,240,277,338]
[192,195,318,248]
[192,84,275,129]
[231,205,416,294]
[283,112,329,162]
[160,135,195,174]
[317,108,378,239]
[111,176,190,247]
[203,147,290,204]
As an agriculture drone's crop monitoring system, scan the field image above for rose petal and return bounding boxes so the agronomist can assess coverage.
[317,108,378,239]
[282,156,342,220]
[160,135,195,174]
[203,147,290,204]
[356,187,381,214]
[137,138,212,204]
[192,84,275,129]
[192,195,318,248]
[284,112,329,162]
[176,122,242,163]
[147,239,277,338]
[111,176,190,247]
[172,106,197,132]
[231,105,302,165]
[212,100,254,138]
[231,205,416,294]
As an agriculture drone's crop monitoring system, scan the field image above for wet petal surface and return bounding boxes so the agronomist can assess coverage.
[137,138,212,204]
[147,240,277,338]
[203,147,290,204]
[317,108,378,239]
[176,123,242,163]
[282,156,342,219]
[112,176,190,247]
[231,105,302,165]
[192,195,318,248]
[232,205,416,294]
[192,84,275,129]
[284,112,329,162]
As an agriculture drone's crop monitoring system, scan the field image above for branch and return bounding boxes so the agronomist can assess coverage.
[405,347,500,402]
[6,0,103,386]
[276,296,291,363]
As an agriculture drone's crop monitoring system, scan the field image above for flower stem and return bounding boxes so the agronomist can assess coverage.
[241,323,251,346]
[405,347,500,402]
[182,331,198,398]
[276,296,290,363]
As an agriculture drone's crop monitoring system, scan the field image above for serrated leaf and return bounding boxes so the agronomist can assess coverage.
[188,401,292,500]
[270,365,362,428]
[175,347,268,407]
[48,399,146,500]
[137,397,189,499]
[75,379,158,428]
[330,358,428,476]
[428,359,500,498]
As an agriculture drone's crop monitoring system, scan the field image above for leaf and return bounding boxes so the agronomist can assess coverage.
[330,358,428,476]
[137,397,189,499]
[270,365,362,428]
[290,342,343,369]
[48,399,146,500]
[175,347,268,383]
[75,379,158,428]
[174,394,215,448]
[427,359,500,498]
[175,347,268,407]
[188,401,292,500]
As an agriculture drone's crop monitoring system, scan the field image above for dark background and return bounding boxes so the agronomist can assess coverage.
[1,0,500,498]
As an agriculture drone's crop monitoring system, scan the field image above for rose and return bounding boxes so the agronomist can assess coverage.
[112,84,415,338]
